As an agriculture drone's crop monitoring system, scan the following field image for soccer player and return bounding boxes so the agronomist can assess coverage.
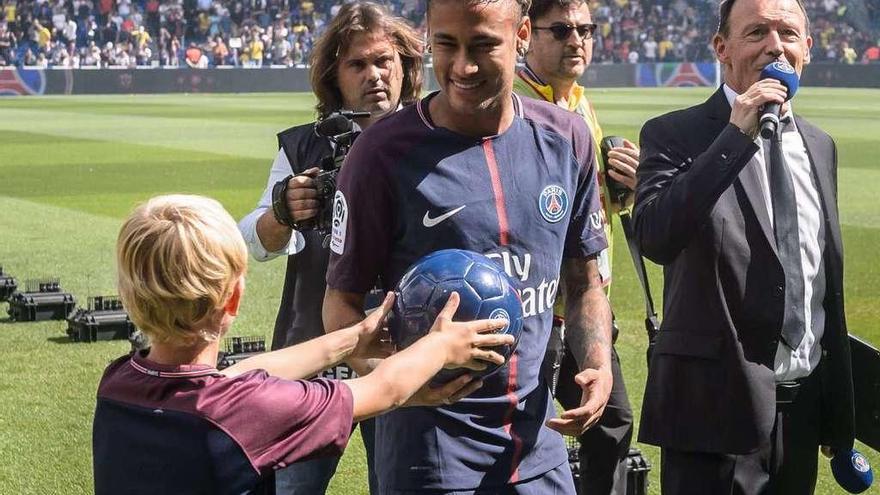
[513,1,640,493]
[323,0,613,492]
[93,194,513,495]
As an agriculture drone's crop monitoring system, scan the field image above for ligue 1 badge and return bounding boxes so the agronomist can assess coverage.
[489,308,511,332]
[539,185,568,223]
[853,452,870,473]
[772,60,795,74]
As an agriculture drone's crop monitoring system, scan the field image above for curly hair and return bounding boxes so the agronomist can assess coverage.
[310,2,423,117]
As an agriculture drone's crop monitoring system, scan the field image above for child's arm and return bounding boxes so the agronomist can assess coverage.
[222,294,395,380]
[346,292,513,422]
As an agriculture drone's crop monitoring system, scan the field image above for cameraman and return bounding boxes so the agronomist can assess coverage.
[237,3,423,494]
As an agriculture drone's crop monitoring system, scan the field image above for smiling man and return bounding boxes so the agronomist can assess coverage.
[323,0,614,493]
[634,0,855,493]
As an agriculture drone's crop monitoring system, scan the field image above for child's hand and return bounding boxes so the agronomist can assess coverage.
[348,292,396,360]
[429,292,514,370]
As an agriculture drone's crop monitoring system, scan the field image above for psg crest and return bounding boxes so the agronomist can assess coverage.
[539,185,568,223]
[853,452,870,473]
[770,60,796,74]
[489,308,511,333]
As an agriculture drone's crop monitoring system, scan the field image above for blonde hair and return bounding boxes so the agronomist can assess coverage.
[116,194,247,347]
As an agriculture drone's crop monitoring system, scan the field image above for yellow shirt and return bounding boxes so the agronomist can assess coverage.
[250,39,263,60]
[37,26,51,48]
[658,39,674,60]
[513,65,615,295]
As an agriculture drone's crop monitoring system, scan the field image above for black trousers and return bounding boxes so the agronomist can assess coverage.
[660,365,823,495]
[542,322,634,495]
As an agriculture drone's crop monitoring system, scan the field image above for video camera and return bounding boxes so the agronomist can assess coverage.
[271,110,369,243]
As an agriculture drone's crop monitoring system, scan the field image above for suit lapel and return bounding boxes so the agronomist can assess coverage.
[706,87,777,256]
[796,115,843,259]
[738,152,778,256]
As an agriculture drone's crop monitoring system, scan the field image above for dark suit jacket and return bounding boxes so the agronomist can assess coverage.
[633,87,855,454]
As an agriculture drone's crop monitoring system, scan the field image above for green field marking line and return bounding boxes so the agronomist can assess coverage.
[0,107,283,159]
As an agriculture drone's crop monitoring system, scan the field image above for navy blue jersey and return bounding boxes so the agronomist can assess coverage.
[326,93,607,490]
[92,352,353,495]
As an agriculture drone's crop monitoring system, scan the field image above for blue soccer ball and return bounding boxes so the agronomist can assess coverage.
[389,249,523,384]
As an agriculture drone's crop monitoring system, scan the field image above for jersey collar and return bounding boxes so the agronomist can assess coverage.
[130,351,222,379]
[417,91,525,132]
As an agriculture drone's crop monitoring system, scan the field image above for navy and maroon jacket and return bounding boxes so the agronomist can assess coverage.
[92,351,353,495]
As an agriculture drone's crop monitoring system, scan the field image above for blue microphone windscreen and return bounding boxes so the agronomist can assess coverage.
[760,60,800,100]
[831,449,874,494]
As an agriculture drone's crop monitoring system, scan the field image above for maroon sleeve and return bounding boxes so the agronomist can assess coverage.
[209,374,354,472]
[326,131,395,293]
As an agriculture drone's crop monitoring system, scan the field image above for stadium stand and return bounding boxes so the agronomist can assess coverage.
[0,0,877,68]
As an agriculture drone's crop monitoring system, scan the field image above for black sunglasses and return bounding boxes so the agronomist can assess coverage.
[532,23,598,41]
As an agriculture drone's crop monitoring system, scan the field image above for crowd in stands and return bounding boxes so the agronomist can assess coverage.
[0,0,877,68]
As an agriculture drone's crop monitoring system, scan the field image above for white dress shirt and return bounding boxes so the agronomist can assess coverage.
[723,85,826,381]
[238,149,307,261]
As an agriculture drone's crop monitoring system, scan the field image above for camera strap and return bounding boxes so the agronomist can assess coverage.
[618,210,660,361]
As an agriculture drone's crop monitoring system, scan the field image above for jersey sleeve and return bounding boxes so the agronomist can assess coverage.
[564,119,608,259]
[325,131,395,293]
[213,374,354,473]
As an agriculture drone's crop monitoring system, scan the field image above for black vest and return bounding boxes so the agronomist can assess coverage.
[271,123,334,350]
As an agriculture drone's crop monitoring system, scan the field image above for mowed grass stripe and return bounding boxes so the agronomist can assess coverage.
[0,107,289,159]
[0,97,312,124]
[0,92,320,116]
[0,130,270,218]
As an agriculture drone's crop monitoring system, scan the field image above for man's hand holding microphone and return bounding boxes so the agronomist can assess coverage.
[730,60,800,139]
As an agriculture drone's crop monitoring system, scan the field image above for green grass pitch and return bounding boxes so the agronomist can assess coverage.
[0,88,877,494]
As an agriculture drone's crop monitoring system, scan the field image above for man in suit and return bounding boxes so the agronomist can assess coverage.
[633,0,855,493]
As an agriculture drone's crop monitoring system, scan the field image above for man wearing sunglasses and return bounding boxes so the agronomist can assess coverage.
[514,1,640,494]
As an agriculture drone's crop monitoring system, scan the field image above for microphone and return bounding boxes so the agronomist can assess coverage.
[315,110,371,137]
[759,60,800,139]
[831,448,874,494]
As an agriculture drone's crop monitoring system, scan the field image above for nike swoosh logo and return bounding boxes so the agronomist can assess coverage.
[423,205,466,228]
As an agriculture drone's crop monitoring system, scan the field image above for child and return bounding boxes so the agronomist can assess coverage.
[93,194,511,494]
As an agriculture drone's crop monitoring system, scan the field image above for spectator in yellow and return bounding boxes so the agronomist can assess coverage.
[34,20,51,51]
[842,41,857,64]
[3,1,15,23]
[249,35,263,67]
[134,26,151,50]
[658,37,674,61]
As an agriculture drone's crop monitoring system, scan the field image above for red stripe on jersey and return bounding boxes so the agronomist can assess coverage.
[482,140,510,246]
[501,354,522,482]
